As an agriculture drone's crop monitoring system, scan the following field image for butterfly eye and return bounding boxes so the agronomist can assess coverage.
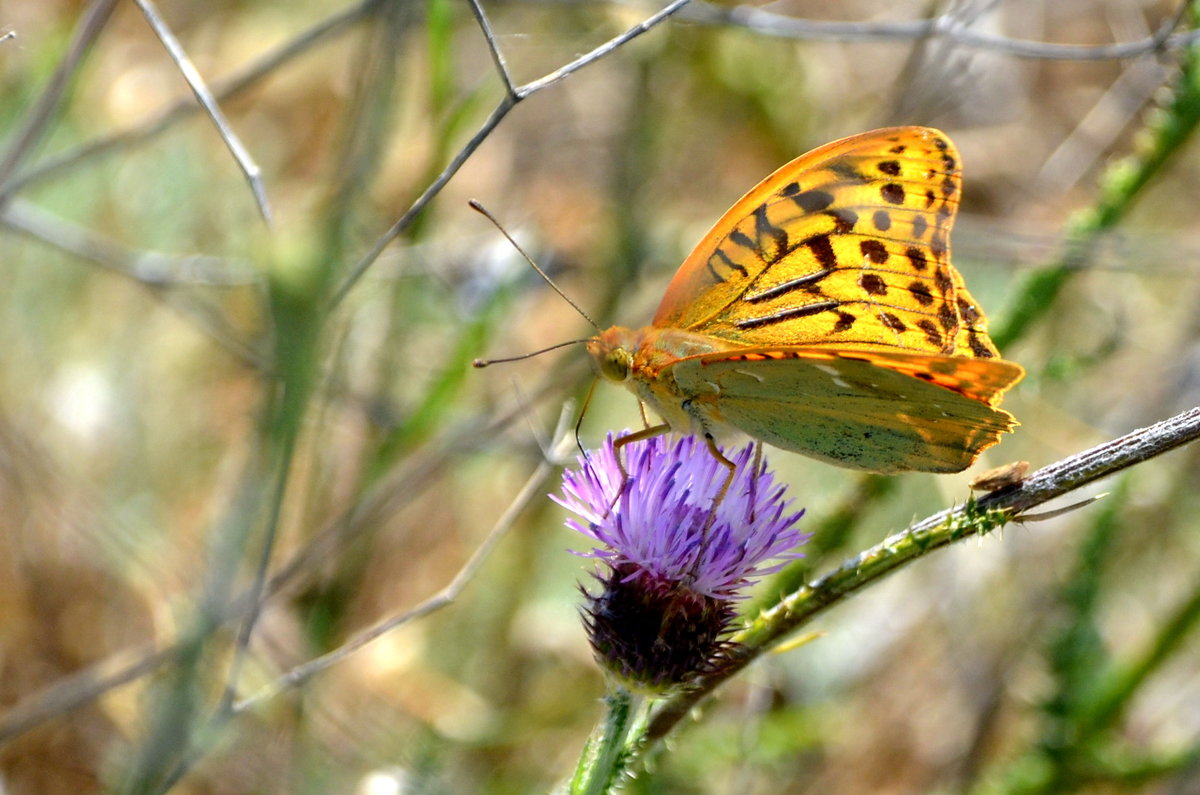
[598,349,633,383]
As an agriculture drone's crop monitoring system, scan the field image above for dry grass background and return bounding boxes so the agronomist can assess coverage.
[1,0,1199,792]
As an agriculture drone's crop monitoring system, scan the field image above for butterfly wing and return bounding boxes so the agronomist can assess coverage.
[667,346,1022,473]
[653,127,1002,362]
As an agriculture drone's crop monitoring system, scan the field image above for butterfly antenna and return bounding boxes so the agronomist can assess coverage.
[469,199,601,332]
[472,338,590,368]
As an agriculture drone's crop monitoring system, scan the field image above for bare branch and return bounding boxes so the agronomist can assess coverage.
[328,0,693,307]
[467,0,517,98]
[678,0,1200,61]
[233,408,578,712]
[2,0,377,198]
[1,199,268,369]
[516,0,693,96]
[0,385,566,744]
[0,645,172,746]
[2,199,258,288]
[0,0,119,207]
[132,0,272,224]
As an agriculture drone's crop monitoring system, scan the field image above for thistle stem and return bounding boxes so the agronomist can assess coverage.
[571,686,641,795]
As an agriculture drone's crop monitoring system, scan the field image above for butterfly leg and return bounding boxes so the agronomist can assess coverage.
[703,432,738,511]
[638,399,652,430]
[574,378,601,462]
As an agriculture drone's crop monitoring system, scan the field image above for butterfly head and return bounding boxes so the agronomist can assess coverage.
[586,327,639,384]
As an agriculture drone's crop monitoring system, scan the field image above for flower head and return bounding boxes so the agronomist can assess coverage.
[553,433,808,691]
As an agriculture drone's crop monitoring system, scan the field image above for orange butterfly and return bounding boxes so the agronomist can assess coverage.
[586,127,1023,474]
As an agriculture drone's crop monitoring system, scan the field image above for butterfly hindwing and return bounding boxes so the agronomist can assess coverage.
[667,347,1020,473]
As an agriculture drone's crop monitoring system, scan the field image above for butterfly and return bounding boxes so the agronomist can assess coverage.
[586,127,1024,474]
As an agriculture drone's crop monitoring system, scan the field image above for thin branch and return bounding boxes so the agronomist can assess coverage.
[232,408,578,713]
[0,644,172,746]
[1156,0,1196,52]
[327,0,694,307]
[0,385,565,744]
[0,0,119,207]
[132,0,272,224]
[467,0,517,98]
[643,406,1200,746]
[329,95,513,306]
[134,402,578,790]
[2,0,378,198]
[515,0,694,97]
[677,0,1200,61]
[2,199,258,287]
[0,200,268,370]
[217,440,300,718]
[1,404,1194,749]
[4,0,1197,207]
[1031,57,1171,201]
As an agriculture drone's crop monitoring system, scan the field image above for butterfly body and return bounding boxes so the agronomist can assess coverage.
[587,127,1024,474]
[588,325,737,436]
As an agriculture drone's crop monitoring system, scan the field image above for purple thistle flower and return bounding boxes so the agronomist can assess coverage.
[553,433,809,690]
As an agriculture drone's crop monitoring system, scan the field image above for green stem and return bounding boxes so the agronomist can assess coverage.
[571,686,641,795]
[1080,578,1200,737]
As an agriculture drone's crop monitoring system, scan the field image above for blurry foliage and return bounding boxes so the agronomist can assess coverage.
[0,0,1199,793]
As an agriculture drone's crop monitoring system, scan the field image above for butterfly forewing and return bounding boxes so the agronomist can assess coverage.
[652,127,1000,360]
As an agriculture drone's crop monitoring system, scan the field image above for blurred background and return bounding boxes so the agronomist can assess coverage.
[1,0,1199,792]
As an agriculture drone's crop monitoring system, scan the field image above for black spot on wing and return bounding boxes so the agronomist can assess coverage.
[859,273,888,295]
[934,267,953,294]
[917,319,942,346]
[881,183,905,204]
[937,302,958,332]
[969,331,995,358]
[790,189,834,213]
[957,297,981,325]
[829,161,870,182]
[804,234,837,271]
[707,247,748,281]
[730,229,756,250]
[878,312,907,332]
[825,209,858,233]
[860,240,889,264]
[908,281,934,306]
[906,247,928,271]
